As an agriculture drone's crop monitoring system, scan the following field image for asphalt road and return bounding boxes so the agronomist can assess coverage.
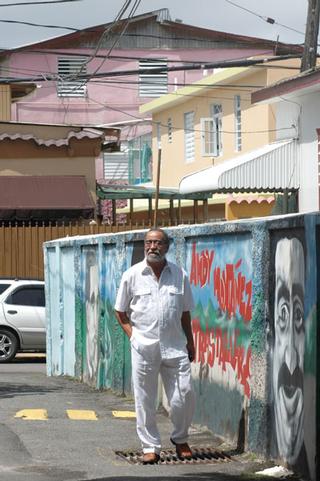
[0,354,299,481]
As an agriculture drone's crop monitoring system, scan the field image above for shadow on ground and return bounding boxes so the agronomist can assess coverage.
[78,473,299,481]
[0,382,61,399]
[13,354,46,364]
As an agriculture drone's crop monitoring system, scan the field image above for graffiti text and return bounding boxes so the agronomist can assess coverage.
[190,243,214,288]
[214,259,252,322]
[192,318,251,398]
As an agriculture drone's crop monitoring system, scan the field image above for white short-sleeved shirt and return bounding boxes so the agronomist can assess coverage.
[115,258,194,359]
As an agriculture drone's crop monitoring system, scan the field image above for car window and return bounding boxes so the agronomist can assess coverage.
[0,283,11,295]
[6,286,45,307]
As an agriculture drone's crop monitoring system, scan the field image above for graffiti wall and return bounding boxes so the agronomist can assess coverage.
[44,213,320,480]
[186,234,252,442]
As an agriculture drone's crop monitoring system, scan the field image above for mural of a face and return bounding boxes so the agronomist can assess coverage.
[85,250,99,382]
[273,237,305,464]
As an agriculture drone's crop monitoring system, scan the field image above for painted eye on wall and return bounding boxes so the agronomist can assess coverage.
[277,301,289,330]
[294,299,304,332]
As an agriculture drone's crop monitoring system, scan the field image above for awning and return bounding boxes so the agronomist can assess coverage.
[179,140,299,194]
[0,175,94,221]
[97,183,212,200]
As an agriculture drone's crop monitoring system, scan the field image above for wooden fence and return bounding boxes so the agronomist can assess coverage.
[0,220,190,280]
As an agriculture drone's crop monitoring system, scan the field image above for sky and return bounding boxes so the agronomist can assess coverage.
[0,0,309,50]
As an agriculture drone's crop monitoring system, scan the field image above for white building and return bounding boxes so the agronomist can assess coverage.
[252,68,320,213]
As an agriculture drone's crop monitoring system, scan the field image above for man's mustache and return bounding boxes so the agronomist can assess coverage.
[277,362,303,394]
[147,249,161,255]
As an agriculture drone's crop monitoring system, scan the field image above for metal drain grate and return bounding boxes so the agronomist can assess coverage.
[115,447,232,465]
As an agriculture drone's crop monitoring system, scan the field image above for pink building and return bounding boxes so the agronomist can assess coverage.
[0,8,301,201]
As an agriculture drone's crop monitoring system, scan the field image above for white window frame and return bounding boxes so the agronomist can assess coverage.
[139,59,168,98]
[57,56,87,98]
[234,95,242,152]
[201,118,215,156]
[210,104,223,156]
[184,111,195,164]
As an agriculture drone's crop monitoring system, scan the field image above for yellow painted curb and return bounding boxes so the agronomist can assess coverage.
[14,409,48,420]
[112,410,136,418]
[66,410,98,420]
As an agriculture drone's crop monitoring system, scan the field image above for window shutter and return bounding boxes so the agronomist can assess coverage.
[103,152,129,182]
[184,111,195,163]
[57,57,87,97]
[139,59,168,98]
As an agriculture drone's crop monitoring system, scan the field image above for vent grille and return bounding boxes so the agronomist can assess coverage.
[115,446,232,465]
[57,57,87,97]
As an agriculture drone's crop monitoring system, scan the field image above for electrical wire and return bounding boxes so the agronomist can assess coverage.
[0,21,304,48]
[223,0,306,36]
[62,0,135,97]
[86,93,296,136]
[90,0,142,76]
[64,53,303,82]
[15,49,302,69]
[0,0,81,6]
[0,18,79,30]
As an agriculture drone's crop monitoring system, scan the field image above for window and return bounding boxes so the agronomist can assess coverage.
[57,57,87,97]
[234,95,242,152]
[167,117,173,143]
[6,286,45,307]
[201,118,215,156]
[184,111,195,163]
[103,151,129,182]
[139,59,168,97]
[211,104,223,156]
[0,283,10,295]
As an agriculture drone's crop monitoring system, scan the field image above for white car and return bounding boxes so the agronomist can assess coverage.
[0,279,46,362]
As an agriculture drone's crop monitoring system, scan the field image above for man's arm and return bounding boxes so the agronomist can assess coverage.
[115,311,132,339]
[181,311,195,362]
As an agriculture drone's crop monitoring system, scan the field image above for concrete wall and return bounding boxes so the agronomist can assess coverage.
[44,213,320,480]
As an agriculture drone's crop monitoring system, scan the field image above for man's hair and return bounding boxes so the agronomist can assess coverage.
[144,228,170,245]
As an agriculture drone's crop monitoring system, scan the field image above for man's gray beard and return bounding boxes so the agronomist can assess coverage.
[146,252,165,263]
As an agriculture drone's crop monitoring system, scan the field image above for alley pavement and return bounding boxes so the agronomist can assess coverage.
[0,355,301,481]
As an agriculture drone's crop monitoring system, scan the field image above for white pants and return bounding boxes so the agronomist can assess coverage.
[131,343,195,454]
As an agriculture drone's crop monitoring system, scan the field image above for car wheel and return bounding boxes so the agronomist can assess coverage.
[0,329,18,362]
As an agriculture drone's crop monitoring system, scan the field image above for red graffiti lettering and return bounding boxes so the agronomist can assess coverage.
[190,243,214,288]
[192,319,251,398]
[214,259,252,322]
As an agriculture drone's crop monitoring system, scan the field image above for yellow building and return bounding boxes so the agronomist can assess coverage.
[0,83,36,121]
[140,60,300,220]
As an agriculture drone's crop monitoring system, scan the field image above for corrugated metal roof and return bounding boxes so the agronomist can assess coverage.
[179,140,299,194]
[0,128,108,147]
[97,183,211,200]
[0,175,94,210]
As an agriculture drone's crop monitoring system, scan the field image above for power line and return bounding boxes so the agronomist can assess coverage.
[16,49,302,69]
[223,0,305,36]
[0,18,80,31]
[87,93,296,136]
[67,54,303,82]
[0,21,304,49]
[0,0,81,6]
[89,0,142,77]
[0,53,301,85]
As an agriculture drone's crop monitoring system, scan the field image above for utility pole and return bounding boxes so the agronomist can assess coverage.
[301,0,320,71]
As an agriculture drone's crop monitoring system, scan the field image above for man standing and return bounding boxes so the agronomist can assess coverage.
[115,228,195,464]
